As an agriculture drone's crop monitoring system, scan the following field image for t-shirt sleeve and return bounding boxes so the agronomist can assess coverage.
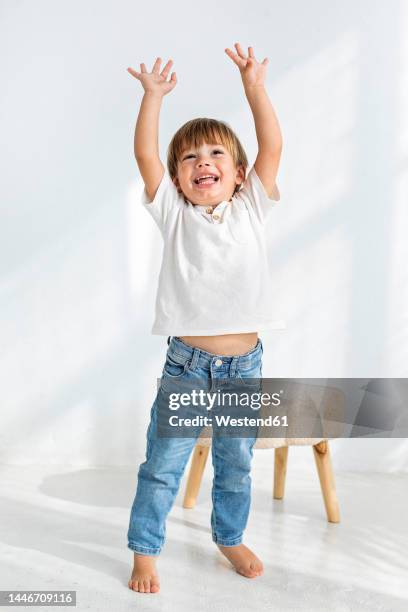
[235,165,281,224]
[141,168,181,232]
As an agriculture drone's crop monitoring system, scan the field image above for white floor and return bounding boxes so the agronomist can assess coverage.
[1,456,407,612]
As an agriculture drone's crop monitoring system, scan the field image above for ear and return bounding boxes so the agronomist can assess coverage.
[234,164,246,186]
[172,175,183,194]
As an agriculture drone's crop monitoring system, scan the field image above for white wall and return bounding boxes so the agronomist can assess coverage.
[1,0,407,471]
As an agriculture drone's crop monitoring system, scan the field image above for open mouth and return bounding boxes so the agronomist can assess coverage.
[194,175,220,185]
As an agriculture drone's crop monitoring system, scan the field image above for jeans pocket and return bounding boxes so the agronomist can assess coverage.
[236,363,262,389]
[163,352,191,379]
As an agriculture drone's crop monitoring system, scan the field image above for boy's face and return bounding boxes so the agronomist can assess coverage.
[173,141,245,205]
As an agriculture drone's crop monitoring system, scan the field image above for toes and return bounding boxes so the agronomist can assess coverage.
[151,576,160,593]
[237,563,262,578]
[238,568,258,578]
[129,577,160,593]
[250,561,264,575]
[236,564,257,578]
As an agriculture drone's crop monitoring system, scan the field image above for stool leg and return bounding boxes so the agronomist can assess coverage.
[312,441,340,523]
[273,446,289,499]
[183,444,210,509]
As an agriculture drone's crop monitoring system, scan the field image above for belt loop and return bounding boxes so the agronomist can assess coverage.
[230,356,239,377]
[190,347,200,372]
[167,336,171,346]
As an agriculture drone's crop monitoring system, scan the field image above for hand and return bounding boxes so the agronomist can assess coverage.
[225,43,268,90]
[127,57,177,96]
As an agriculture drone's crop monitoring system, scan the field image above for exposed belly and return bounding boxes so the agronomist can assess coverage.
[178,332,258,356]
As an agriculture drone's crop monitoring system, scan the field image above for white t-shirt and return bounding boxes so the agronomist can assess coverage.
[141,165,286,335]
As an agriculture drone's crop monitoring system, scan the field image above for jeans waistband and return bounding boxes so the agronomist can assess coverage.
[166,336,263,371]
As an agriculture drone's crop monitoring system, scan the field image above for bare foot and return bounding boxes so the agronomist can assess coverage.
[128,553,160,593]
[217,543,264,578]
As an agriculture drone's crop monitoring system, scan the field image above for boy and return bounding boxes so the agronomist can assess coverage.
[126,42,283,593]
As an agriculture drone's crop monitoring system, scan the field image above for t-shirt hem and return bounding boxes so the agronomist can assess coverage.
[150,321,287,335]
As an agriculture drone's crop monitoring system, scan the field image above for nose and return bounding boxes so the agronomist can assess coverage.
[197,156,211,168]
[196,157,211,168]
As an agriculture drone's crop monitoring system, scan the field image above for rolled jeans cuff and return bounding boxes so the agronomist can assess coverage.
[128,541,161,556]
[212,535,243,547]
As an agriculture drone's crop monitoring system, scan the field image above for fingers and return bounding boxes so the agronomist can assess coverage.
[224,47,246,69]
[152,57,162,74]
[225,43,262,68]
[225,43,262,66]
[160,59,173,79]
[127,67,141,79]
[130,57,175,80]
[236,42,256,60]
[234,42,246,58]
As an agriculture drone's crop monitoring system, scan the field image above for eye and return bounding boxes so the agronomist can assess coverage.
[182,150,224,160]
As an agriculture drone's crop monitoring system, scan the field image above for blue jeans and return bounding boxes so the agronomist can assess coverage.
[127,335,263,556]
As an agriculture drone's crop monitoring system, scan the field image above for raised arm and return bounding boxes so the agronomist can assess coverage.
[127,57,177,201]
[225,43,282,198]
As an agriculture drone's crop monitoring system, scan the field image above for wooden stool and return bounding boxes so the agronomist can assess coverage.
[183,440,340,523]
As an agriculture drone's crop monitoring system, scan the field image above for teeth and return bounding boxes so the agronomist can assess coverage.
[195,175,218,183]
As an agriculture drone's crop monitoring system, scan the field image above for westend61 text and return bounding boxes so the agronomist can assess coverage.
[168,414,289,427]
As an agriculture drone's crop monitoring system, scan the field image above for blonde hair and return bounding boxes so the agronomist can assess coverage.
[167,118,248,195]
